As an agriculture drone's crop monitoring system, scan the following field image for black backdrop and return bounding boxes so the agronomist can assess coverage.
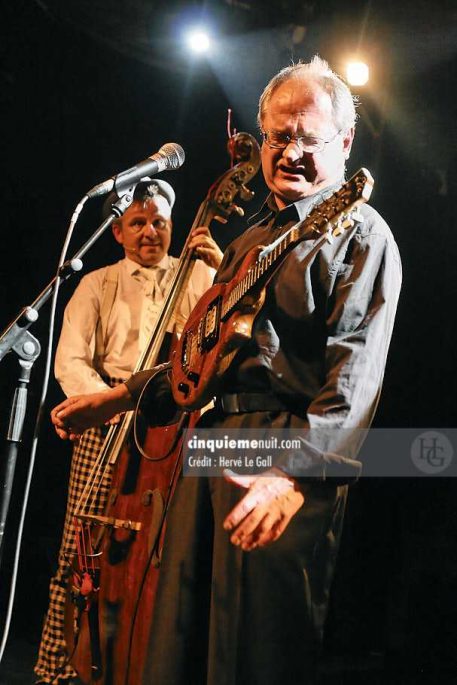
[1,1,456,681]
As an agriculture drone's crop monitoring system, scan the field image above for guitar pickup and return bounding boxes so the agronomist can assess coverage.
[200,296,222,352]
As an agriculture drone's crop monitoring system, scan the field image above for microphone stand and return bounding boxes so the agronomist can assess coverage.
[0,189,135,566]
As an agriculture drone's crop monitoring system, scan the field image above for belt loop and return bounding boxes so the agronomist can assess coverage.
[221,394,240,413]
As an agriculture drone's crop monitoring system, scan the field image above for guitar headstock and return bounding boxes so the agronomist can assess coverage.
[306,168,374,242]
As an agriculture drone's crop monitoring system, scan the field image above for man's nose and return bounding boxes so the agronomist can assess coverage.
[282,141,304,164]
[145,222,158,235]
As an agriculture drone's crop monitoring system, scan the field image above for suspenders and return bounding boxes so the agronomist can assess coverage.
[93,262,119,371]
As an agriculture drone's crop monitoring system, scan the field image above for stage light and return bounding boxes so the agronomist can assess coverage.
[186,28,211,54]
[346,61,369,86]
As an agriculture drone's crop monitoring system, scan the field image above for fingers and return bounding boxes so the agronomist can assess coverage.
[193,246,214,260]
[53,423,81,442]
[228,496,300,551]
[50,395,95,437]
[191,226,211,237]
[223,473,291,531]
[223,486,270,531]
[51,396,82,424]
[188,227,213,249]
[188,228,223,269]
[223,469,256,489]
[54,426,70,440]
[223,473,305,551]
[230,509,273,550]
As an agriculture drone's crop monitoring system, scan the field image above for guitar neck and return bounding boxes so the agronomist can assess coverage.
[221,226,303,319]
[222,169,373,320]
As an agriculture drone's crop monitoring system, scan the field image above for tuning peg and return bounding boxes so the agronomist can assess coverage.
[333,215,354,237]
[214,215,228,224]
[238,185,255,201]
[229,204,245,217]
[350,209,364,223]
[324,223,334,243]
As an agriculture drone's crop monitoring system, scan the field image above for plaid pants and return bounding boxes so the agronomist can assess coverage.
[34,425,113,683]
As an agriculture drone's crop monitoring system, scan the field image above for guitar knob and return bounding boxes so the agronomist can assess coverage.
[188,372,200,386]
[178,382,190,397]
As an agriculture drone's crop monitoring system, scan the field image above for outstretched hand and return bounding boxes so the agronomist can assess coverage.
[188,227,224,270]
[223,467,305,551]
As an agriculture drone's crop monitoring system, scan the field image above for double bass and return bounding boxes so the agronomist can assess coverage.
[63,132,261,684]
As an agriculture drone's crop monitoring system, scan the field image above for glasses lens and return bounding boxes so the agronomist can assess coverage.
[270,132,287,147]
[263,132,287,148]
[300,138,322,152]
[263,131,331,152]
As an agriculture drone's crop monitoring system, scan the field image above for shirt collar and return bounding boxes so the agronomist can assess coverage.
[125,254,172,276]
[248,178,345,228]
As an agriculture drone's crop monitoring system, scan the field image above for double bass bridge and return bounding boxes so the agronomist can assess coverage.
[77,513,142,532]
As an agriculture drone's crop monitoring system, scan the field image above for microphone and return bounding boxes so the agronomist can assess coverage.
[87,143,185,198]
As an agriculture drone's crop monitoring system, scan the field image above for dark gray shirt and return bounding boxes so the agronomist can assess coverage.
[212,183,402,475]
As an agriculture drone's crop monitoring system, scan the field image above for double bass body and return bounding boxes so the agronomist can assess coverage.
[65,391,197,685]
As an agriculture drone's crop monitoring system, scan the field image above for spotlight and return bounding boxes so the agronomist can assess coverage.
[346,61,369,86]
[186,28,211,54]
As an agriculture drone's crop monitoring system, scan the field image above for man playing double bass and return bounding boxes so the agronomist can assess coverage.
[35,179,222,684]
[51,57,402,684]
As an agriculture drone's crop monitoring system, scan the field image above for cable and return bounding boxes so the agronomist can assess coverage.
[0,194,89,666]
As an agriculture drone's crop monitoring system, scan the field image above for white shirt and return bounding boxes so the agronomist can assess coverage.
[55,256,215,397]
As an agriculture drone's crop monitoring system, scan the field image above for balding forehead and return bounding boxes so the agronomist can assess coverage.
[267,79,333,118]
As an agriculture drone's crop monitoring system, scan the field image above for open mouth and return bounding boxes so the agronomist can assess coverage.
[278,164,306,176]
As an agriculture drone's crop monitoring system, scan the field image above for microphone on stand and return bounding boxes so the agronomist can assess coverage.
[87,143,185,198]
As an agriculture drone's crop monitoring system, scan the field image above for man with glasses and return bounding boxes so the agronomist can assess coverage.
[51,57,402,684]
[35,179,222,684]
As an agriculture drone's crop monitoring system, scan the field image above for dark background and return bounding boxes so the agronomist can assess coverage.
[1,1,456,682]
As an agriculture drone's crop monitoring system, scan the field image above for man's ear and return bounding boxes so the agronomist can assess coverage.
[342,127,355,159]
[112,222,124,246]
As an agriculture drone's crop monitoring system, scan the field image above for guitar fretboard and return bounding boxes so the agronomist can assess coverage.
[221,227,297,319]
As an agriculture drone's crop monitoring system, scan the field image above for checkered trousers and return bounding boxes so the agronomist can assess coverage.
[34,381,124,683]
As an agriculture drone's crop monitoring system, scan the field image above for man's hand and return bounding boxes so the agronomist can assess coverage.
[188,227,223,270]
[223,467,305,551]
[51,384,134,441]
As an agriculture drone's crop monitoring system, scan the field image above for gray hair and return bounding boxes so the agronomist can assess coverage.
[257,56,358,132]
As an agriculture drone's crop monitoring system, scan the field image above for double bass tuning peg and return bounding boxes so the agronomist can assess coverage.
[229,204,245,217]
[213,204,244,224]
[238,184,255,202]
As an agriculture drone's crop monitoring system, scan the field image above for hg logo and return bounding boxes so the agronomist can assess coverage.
[411,431,454,474]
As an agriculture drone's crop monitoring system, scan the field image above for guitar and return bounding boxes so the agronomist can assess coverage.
[171,168,374,410]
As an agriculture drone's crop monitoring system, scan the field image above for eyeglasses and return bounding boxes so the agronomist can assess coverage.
[261,129,342,153]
